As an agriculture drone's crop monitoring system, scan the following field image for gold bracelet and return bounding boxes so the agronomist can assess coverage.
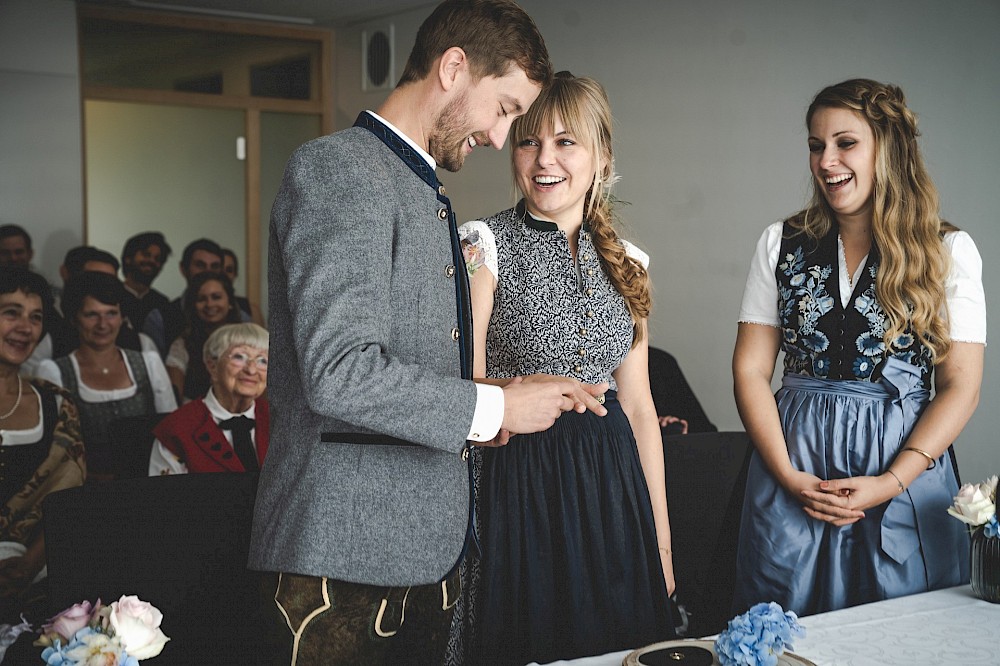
[902,447,936,470]
[886,469,905,494]
[658,547,671,556]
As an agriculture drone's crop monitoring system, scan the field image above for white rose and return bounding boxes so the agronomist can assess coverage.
[979,475,998,502]
[948,483,997,527]
[109,595,170,660]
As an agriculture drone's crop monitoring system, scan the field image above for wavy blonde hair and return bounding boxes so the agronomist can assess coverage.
[509,72,651,345]
[790,78,954,362]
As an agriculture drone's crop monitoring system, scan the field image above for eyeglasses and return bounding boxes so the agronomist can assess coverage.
[227,351,268,370]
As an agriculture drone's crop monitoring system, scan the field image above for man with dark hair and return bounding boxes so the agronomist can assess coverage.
[142,238,224,356]
[120,232,172,331]
[0,224,33,269]
[220,247,257,323]
[248,2,604,663]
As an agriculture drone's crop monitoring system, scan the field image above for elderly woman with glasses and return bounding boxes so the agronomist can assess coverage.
[149,322,269,475]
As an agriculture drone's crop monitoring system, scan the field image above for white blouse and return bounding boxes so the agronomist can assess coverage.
[738,221,987,345]
[35,349,178,413]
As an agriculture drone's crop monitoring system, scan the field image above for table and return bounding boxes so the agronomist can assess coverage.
[538,586,1000,665]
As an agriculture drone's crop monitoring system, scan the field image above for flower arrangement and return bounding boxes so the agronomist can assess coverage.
[714,602,805,666]
[948,475,999,538]
[35,596,169,665]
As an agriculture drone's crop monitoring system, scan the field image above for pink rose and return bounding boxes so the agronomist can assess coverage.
[109,595,170,659]
[42,600,93,642]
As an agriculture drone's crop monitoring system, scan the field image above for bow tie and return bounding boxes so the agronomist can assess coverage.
[217,416,258,472]
[218,415,255,431]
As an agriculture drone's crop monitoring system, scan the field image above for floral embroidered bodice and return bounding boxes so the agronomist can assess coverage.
[776,221,933,387]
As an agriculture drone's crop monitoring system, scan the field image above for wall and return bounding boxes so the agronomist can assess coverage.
[334,0,1000,478]
[0,0,83,285]
[3,0,997,477]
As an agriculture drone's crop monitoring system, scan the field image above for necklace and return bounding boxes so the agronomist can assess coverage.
[0,375,22,420]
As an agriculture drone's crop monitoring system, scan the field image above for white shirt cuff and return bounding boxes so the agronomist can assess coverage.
[468,383,504,442]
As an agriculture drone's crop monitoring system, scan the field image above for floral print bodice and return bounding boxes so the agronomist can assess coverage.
[776,222,933,387]
[459,204,645,392]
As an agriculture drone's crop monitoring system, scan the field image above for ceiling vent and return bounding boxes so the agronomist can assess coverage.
[362,25,394,92]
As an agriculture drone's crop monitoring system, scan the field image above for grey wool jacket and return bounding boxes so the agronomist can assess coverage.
[248,116,479,586]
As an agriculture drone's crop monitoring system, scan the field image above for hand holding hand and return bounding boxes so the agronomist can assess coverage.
[800,474,900,526]
[501,376,609,434]
[779,469,866,526]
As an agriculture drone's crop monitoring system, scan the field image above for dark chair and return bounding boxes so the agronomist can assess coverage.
[663,431,751,637]
[108,412,172,480]
[40,473,263,665]
[648,346,717,434]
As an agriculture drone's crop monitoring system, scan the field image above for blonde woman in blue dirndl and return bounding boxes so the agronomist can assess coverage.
[733,79,986,616]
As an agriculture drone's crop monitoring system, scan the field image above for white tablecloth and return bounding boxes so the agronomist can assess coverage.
[537,586,1000,666]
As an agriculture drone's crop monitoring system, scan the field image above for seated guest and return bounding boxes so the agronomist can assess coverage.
[165,272,243,402]
[36,272,176,482]
[0,269,85,622]
[648,346,717,435]
[120,231,172,332]
[0,224,34,270]
[143,238,225,356]
[150,323,268,475]
[220,247,261,325]
[48,245,153,357]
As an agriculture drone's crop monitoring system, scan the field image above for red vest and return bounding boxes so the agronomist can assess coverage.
[153,398,269,473]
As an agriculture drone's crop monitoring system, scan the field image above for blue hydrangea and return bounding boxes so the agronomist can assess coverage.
[715,602,805,666]
[40,627,140,666]
[985,515,1000,539]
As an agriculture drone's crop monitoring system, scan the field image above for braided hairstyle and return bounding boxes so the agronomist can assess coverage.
[509,71,651,345]
[790,78,953,362]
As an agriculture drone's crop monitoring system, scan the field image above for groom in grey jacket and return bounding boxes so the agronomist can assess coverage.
[249,1,607,663]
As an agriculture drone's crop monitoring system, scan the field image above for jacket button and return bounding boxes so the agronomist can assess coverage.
[579,328,587,336]
[577,348,586,357]
[451,327,460,341]
[445,265,456,278]
[586,310,595,318]
[438,208,448,220]
[574,364,583,373]
[585,288,594,296]
[582,254,591,262]
[438,185,446,196]
[586,268,594,276]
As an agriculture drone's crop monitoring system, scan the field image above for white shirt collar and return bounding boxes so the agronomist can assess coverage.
[204,387,255,422]
[365,110,437,171]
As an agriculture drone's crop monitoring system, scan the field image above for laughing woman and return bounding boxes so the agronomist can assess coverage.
[0,270,84,621]
[733,79,986,616]
[458,72,675,664]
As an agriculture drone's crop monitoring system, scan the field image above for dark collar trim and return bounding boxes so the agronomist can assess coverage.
[353,112,439,191]
[518,200,590,234]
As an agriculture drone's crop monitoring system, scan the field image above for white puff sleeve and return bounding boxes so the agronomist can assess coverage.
[738,221,784,327]
[458,220,499,281]
[943,231,987,344]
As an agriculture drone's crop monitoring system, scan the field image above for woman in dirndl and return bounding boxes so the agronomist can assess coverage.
[457,72,676,665]
[733,78,986,616]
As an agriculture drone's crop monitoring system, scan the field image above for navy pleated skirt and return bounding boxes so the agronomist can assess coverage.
[472,392,674,665]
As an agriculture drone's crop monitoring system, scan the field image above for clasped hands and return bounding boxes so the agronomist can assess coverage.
[783,470,902,527]
[479,375,609,447]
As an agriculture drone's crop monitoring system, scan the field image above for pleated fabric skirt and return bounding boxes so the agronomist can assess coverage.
[472,392,674,665]
[734,359,970,617]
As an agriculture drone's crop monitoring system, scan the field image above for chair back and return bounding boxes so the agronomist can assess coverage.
[43,473,262,665]
[664,431,751,637]
[108,413,171,480]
